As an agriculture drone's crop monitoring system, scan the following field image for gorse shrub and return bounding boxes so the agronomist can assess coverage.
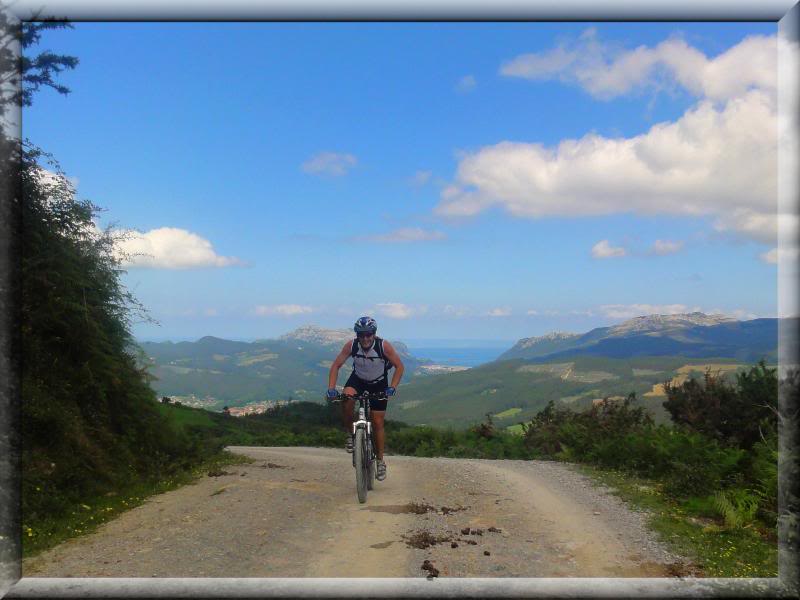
[663,361,777,450]
[521,394,747,499]
[522,395,652,464]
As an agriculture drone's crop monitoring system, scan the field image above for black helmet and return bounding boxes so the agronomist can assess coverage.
[354,316,377,334]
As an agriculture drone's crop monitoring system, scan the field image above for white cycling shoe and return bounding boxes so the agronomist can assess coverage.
[376,459,387,481]
[345,434,354,454]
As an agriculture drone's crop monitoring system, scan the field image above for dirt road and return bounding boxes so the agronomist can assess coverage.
[23,447,685,578]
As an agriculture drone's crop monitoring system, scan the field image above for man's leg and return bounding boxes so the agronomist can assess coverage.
[341,387,356,451]
[371,410,385,460]
[341,387,356,431]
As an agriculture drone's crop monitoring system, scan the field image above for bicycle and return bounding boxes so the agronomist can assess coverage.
[329,391,387,503]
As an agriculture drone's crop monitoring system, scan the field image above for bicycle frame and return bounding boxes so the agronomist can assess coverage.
[331,391,386,502]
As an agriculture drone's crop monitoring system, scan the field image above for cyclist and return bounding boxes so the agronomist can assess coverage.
[326,316,404,481]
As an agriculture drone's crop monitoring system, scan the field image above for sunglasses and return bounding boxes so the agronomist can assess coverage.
[357,332,374,338]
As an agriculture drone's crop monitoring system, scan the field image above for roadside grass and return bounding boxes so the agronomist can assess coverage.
[574,464,778,578]
[22,450,251,559]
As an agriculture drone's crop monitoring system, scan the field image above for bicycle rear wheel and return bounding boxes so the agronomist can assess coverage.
[354,428,368,503]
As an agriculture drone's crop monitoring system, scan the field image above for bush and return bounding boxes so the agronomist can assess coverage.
[663,361,777,450]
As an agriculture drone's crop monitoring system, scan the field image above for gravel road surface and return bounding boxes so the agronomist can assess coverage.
[23,446,686,578]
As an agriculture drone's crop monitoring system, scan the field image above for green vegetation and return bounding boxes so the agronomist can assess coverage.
[383,362,783,576]
[395,354,742,428]
[574,466,777,577]
[139,336,429,408]
[494,407,522,419]
[15,28,248,558]
[23,450,249,557]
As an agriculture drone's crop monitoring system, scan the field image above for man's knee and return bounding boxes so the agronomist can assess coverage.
[371,411,385,430]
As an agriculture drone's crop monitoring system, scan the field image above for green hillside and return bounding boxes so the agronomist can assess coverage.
[139,335,429,409]
[393,355,750,428]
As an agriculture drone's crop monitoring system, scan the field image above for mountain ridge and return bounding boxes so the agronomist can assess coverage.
[498,313,778,363]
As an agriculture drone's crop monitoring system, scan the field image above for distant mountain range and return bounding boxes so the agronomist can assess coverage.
[137,326,430,409]
[498,313,787,363]
[137,314,789,424]
[392,312,787,428]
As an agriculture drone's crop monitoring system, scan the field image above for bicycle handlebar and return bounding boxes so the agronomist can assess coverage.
[329,391,388,402]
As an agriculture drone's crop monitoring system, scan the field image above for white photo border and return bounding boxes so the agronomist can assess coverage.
[1,1,798,598]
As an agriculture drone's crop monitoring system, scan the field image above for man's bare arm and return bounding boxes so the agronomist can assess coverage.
[382,341,405,389]
[328,341,352,389]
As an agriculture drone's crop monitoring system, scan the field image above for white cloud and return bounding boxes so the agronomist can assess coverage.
[592,240,627,259]
[487,307,512,317]
[761,248,778,264]
[254,304,314,317]
[501,30,776,104]
[435,89,777,244]
[707,307,761,320]
[438,33,782,249]
[115,227,243,269]
[760,247,800,264]
[372,303,427,319]
[456,75,477,93]
[358,228,446,243]
[302,152,357,176]
[526,309,539,315]
[599,303,700,320]
[650,239,684,255]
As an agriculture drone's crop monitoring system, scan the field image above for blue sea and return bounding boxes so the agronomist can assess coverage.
[406,346,506,368]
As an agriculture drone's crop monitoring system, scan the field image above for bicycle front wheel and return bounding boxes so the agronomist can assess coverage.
[354,428,368,503]
[367,435,376,490]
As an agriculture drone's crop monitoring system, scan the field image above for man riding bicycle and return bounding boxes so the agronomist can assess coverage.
[327,316,404,481]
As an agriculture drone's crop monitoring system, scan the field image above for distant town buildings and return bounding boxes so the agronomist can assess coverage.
[227,400,289,417]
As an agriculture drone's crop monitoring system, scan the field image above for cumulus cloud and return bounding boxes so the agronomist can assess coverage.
[435,89,777,243]
[302,152,357,176]
[357,228,446,243]
[254,304,314,316]
[487,307,512,317]
[115,227,243,269]
[650,239,684,255]
[592,240,627,259]
[437,32,783,250]
[456,75,477,93]
[500,29,776,103]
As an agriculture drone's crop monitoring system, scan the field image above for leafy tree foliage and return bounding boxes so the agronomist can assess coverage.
[20,147,198,520]
[3,17,204,525]
[662,361,778,450]
[1,12,79,116]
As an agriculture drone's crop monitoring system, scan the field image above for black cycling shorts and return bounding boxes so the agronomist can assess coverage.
[344,372,389,411]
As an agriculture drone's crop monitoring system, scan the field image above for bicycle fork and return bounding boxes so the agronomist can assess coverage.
[352,407,371,468]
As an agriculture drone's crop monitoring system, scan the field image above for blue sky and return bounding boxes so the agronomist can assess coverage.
[24,22,781,342]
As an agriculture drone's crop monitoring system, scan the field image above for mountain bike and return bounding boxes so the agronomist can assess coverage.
[331,391,386,503]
